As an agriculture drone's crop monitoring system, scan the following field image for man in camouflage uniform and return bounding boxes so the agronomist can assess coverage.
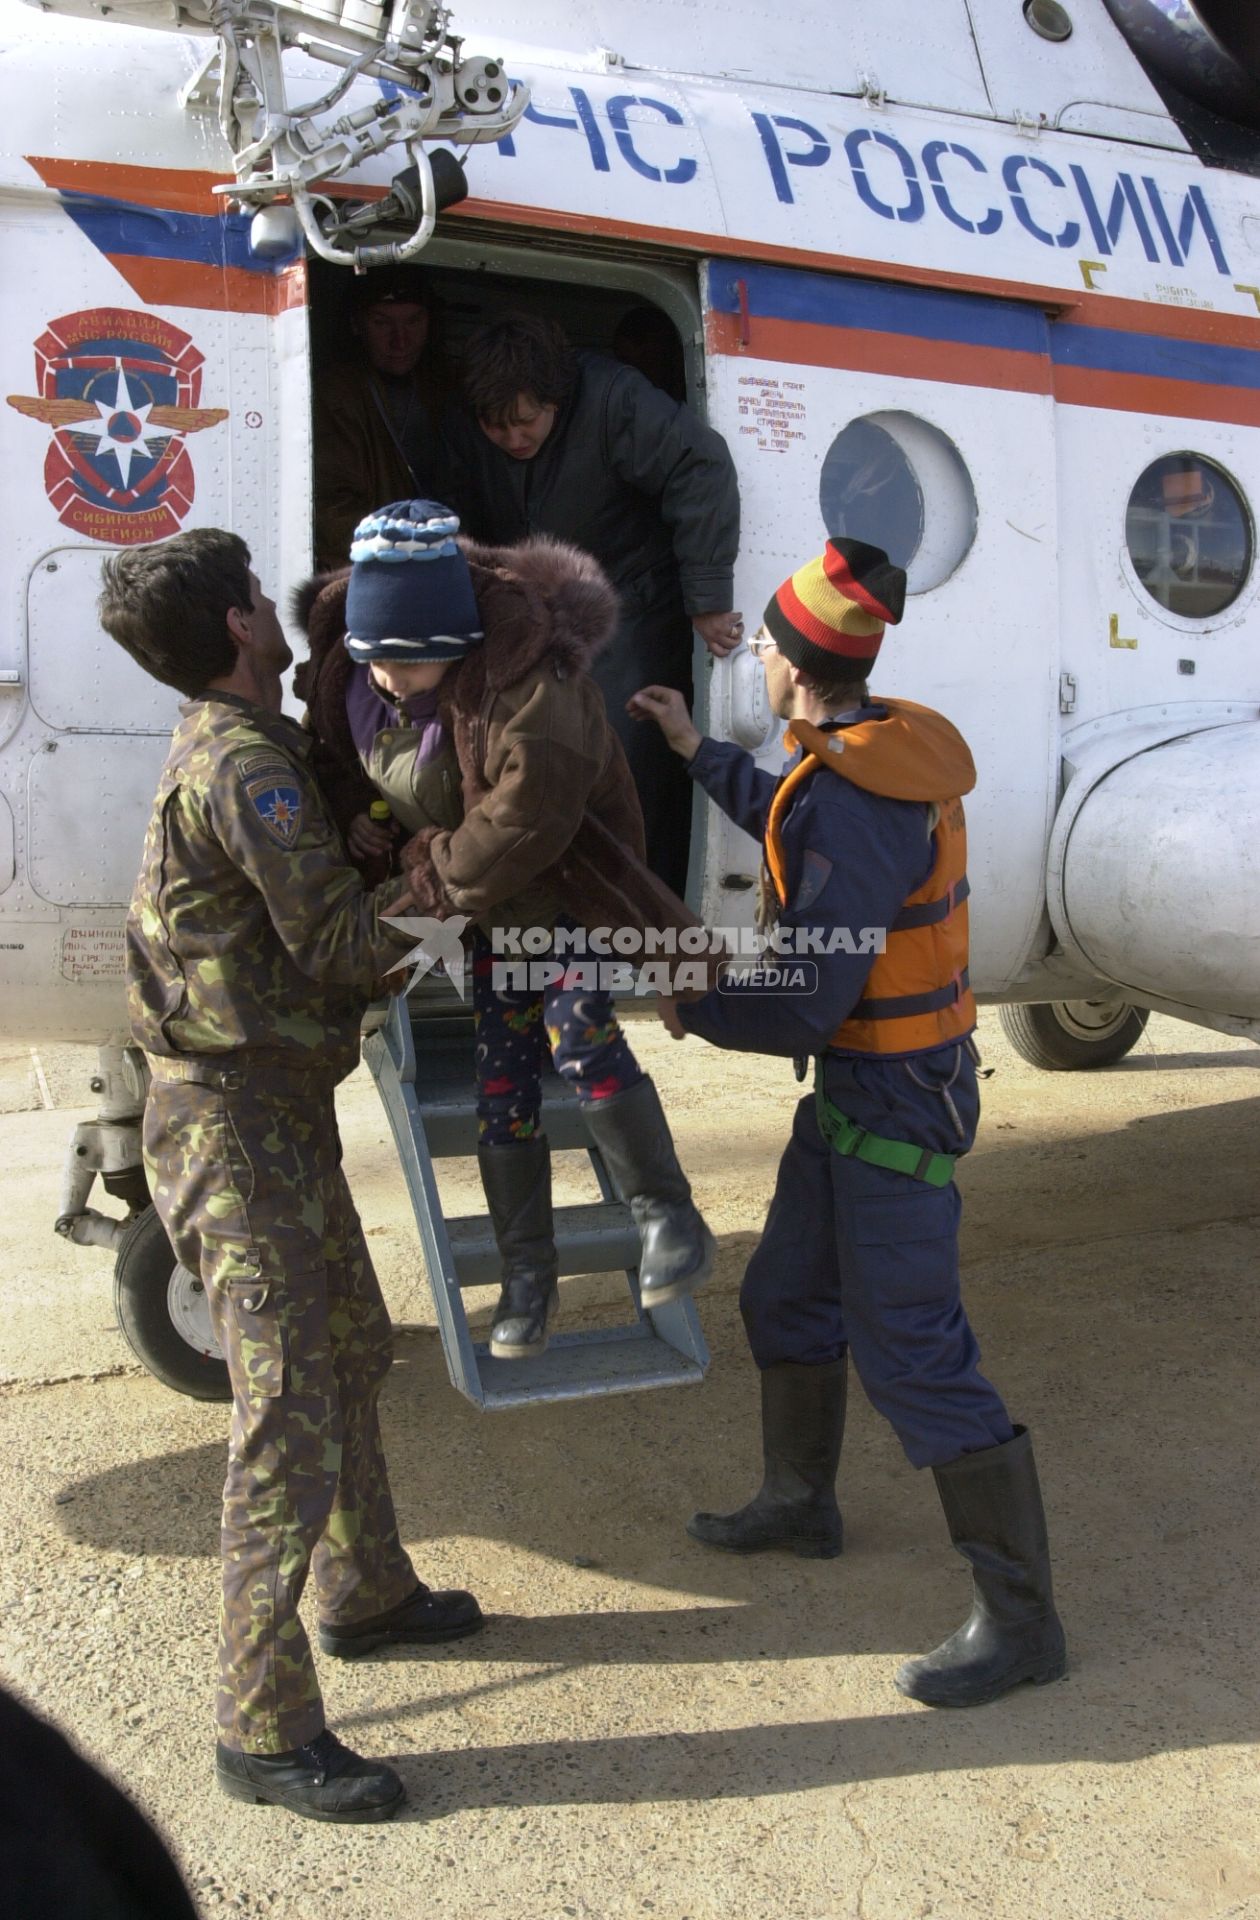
[100,529,483,1824]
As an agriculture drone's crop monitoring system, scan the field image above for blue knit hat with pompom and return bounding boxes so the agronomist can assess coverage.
[345,499,484,662]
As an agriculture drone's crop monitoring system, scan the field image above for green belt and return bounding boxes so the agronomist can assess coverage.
[813,1059,958,1188]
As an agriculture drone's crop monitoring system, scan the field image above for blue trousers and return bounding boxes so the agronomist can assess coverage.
[741,1048,1013,1469]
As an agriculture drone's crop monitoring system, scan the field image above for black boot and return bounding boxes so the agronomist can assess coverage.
[687,1360,846,1558]
[319,1581,484,1659]
[478,1137,559,1360]
[582,1077,715,1306]
[216,1729,404,1822]
[895,1425,1067,1708]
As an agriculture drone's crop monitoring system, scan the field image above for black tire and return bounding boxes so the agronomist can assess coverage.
[113,1205,231,1401]
[998,998,1150,1072]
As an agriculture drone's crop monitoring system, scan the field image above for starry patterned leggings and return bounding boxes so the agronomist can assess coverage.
[472,929,643,1144]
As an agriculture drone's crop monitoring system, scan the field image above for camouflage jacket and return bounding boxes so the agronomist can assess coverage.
[127,691,410,1082]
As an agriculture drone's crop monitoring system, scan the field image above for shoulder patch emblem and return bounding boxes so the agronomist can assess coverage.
[792,849,834,911]
[244,770,303,847]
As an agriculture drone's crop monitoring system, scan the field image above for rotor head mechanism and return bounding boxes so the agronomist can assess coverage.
[25,0,527,268]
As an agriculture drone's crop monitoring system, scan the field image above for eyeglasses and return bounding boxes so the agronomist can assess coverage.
[746,632,778,659]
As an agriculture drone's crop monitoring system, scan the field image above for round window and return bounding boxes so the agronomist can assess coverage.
[819,411,976,593]
[1125,453,1252,620]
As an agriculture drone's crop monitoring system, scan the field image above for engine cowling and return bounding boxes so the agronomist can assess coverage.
[1048,717,1260,1017]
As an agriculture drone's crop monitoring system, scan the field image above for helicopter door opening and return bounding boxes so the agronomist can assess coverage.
[304,245,702,900]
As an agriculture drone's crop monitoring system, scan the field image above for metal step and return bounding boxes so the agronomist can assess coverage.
[362,985,710,1409]
[472,1325,708,1411]
[447,1200,641,1289]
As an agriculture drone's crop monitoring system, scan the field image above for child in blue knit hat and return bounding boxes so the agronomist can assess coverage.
[331,501,482,873]
[297,497,714,1362]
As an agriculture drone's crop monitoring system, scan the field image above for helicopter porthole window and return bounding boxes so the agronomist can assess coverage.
[1124,453,1252,621]
[819,411,977,594]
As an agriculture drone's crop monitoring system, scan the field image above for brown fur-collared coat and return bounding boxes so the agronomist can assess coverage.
[294,536,700,943]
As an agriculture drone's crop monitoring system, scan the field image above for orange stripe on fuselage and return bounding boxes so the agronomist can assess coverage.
[1051,364,1260,426]
[104,255,307,316]
[706,309,1053,394]
[1056,294,1260,347]
[706,308,1260,425]
[28,156,225,214]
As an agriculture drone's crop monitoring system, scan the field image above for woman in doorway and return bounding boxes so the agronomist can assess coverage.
[296,498,715,1359]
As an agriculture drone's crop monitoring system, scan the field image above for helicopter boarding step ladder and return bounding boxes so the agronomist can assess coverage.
[362,989,710,1410]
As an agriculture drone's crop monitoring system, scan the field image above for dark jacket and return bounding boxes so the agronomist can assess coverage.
[312,359,451,572]
[0,1687,198,1920]
[444,353,740,695]
[294,537,700,944]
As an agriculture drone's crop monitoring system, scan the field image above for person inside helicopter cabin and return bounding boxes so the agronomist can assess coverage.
[611,302,688,403]
[295,497,718,1363]
[441,311,743,898]
[312,267,453,572]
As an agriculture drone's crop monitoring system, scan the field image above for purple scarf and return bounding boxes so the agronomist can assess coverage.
[345,663,447,768]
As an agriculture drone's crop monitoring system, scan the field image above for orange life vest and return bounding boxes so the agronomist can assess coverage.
[763,704,977,1056]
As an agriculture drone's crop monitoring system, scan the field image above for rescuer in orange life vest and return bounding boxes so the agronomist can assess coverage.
[629,538,1067,1709]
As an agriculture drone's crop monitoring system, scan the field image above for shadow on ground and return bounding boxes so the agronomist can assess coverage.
[50,1092,1260,1794]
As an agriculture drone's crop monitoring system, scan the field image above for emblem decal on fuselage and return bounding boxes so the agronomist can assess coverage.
[6,307,228,544]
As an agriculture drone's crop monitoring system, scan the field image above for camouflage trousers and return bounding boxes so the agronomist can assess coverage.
[143,1058,417,1754]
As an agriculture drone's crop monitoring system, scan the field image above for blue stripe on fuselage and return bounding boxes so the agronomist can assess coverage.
[1051,322,1260,391]
[709,258,1251,389]
[706,260,1048,353]
[57,192,298,273]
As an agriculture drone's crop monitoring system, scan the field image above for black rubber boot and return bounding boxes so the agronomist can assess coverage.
[216,1729,404,1822]
[478,1136,559,1360]
[319,1581,484,1659]
[895,1425,1068,1708]
[582,1076,715,1306]
[687,1360,846,1558]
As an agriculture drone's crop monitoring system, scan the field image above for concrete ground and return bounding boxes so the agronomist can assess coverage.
[0,1010,1257,1920]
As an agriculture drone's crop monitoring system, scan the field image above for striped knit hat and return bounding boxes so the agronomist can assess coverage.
[763,537,905,683]
[345,500,484,663]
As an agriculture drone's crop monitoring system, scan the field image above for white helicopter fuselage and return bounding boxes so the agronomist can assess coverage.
[2,0,1259,1047]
